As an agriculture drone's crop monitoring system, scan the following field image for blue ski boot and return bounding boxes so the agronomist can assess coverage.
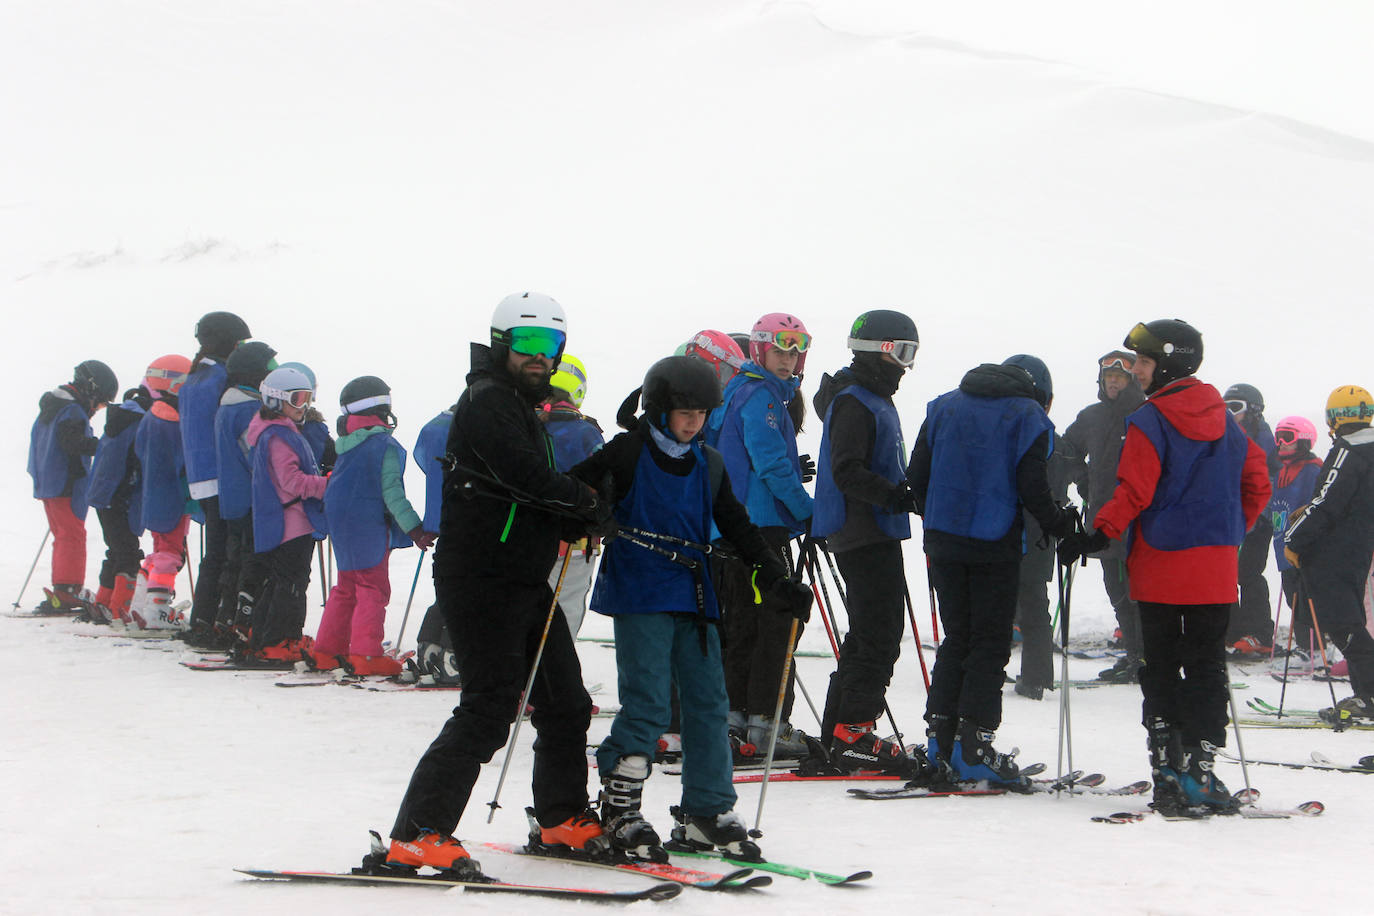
[1146,716,1188,814]
[950,718,1022,786]
[1176,742,1239,812]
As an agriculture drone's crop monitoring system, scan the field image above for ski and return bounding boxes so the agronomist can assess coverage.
[179,659,296,672]
[475,841,771,890]
[663,847,871,885]
[847,768,1145,801]
[1214,748,1374,775]
[235,867,681,901]
[731,770,902,784]
[1246,697,1322,718]
[1093,800,1324,824]
[1234,715,1374,731]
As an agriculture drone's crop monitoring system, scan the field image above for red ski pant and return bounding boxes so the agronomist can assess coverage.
[144,517,189,590]
[41,497,86,587]
[315,554,392,657]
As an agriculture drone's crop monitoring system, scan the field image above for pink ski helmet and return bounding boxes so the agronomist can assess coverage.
[749,312,811,375]
[1275,415,1317,450]
[684,330,746,387]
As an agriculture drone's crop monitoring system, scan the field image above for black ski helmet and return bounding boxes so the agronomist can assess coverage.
[340,375,395,425]
[194,311,252,357]
[225,341,278,389]
[847,310,920,367]
[73,359,118,405]
[639,356,722,430]
[1223,383,1264,417]
[1123,319,1203,394]
[1003,354,1053,407]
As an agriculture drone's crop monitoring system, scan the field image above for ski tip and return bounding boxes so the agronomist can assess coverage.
[1296,801,1325,816]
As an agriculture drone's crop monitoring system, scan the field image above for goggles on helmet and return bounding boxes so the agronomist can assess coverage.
[751,328,811,353]
[343,394,392,415]
[262,385,313,409]
[848,337,920,367]
[145,365,188,390]
[1099,354,1134,372]
[507,326,566,359]
[690,333,744,368]
[1225,399,1249,416]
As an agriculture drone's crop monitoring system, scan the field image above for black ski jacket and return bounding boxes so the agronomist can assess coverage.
[433,344,600,584]
[1285,426,1374,569]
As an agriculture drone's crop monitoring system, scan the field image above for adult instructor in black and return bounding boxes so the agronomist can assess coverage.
[384,292,613,873]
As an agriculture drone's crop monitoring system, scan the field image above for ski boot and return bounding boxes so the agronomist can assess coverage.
[829,721,922,777]
[656,732,684,764]
[666,806,761,862]
[417,639,462,685]
[1176,742,1240,813]
[950,718,1023,786]
[44,584,90,612]
[1097,654,1143,684]
[918,714,956,787]
[526,806,611,857]
[1319,695,1374,725]
[1145,716,1188,814]
[130,587,184,630]
[596,754,666,861]
[746,714,811,760]
[377,828,480,878]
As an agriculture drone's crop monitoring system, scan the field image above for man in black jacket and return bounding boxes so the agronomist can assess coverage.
[1062,351,1147,682]
[384,293,614,874]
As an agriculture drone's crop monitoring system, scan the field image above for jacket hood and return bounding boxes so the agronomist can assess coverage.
[1146,377,1229,442]
[732,361,801,403]
[38,386,87,422]
[103,398,146,437]
[246,413,298,448]
[958,363,1041,402]
[336,422,390,454]
[220,386,260,408]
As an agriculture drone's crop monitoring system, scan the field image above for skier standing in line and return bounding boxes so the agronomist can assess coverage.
[1283,386,1374,723]
[411,403,459,684]
[86,385,151,624]
[810,310,924,775]
[384,292,614,874]
[1266,416,1324,658]
[1223,383,1280,654]
[570,355,811,859]
[907,354,1079,783]
[130,355,196,629]
[27,360,117,611]
[1061,350,1147,683]
[1059,319,1270,813]
[180,311,251,645]
[313,376,432,675]
[706,312,815,759]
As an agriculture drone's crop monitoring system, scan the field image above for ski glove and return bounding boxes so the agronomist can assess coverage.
[1057,527,1109,566]
[766,576,813,623]
[886,481,917,515]
[408,527,436,551]
[580,475,619,539]
[798,453,816,483]
[1045,505,1081,541]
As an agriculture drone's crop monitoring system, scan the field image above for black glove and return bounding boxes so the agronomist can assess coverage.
[579,476,619,539]
[766,575,813,623]
[886,481,917,515]
[1045,505,1081,541]
[1056,528,1110,566]
[798,453,816,484]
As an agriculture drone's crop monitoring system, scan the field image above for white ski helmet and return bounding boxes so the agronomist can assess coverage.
[260,366,315,412]
[490,291,568,361]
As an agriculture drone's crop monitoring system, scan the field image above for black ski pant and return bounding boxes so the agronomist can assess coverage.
[1226,516,1274,645]
[188,496,229,632]
[218,514,267,632]
[1102,557,1142,656]
[249,534,314,651]
[1301,559,1374,697]
[820,540,906,737]
[391,574,592,840]
[1279,567,1316,654]
[1015,532,1055,690]
[718,529,802,720]
[1138,602,1230,750]
[95,502,143,590]
[925,557,1019,731]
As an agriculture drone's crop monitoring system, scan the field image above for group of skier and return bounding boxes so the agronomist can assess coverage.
[26,294,1374,867]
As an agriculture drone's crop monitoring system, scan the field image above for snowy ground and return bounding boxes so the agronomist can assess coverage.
[4,1,1374,912]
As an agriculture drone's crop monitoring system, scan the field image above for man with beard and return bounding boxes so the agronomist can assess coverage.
[382,292,615,874]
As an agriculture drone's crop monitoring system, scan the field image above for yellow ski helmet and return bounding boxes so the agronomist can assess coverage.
[550,354,588,408]
[1325,385,1373,433]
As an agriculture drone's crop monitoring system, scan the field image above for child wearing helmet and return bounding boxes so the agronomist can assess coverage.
[1267,415,1324,659]
[1222,383,1280,655]
[129,355,197,629]
[683,330,746,389]
[1284,386,1374,724]
[85,386,152,623]
[241,365,328,664]
[571,355,811,861]
[704,313,815,760]
[26,360,117,612]
[180,311,251,642]
[538,353,606,637]
[313,376,431,676]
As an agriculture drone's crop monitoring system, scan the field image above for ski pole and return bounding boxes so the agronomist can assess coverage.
[326,537,334,592]
[924,556,940,649]
[395,548,428,650]
[316,541,328,606]
[1055,559,1075,786]
[185,546,195,602]
[487,549,574,823]
[901,575,931,691]
[802,547,841,657]
[1223,662,1253,797]
[752,614,800,838]
[1276,583,1300,716]
[791,667,823,734]
[13,529,51,611]
[1270,585,1284,658]
[1302,583,1343,728]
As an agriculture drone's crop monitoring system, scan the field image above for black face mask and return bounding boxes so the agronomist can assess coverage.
[851,353,905,396]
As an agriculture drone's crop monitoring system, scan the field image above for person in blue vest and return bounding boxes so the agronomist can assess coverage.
[705,311,814,760]
[1266,415,1323,657]
[241,365,328,664]
[571,355,810,860]
[810,310,923,776]
[1059,319,1271,813]
[180,311,251,641]
[539,354,605,637]
[279,361,336,473]
[205,340,277,646]
[313,376,432,676]
[908,357,1079,785]
[28,360,118,610]
[411,403,459,684]
[1222,383,1280,654]
[130,354,197,630]
[86,386,151,623]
